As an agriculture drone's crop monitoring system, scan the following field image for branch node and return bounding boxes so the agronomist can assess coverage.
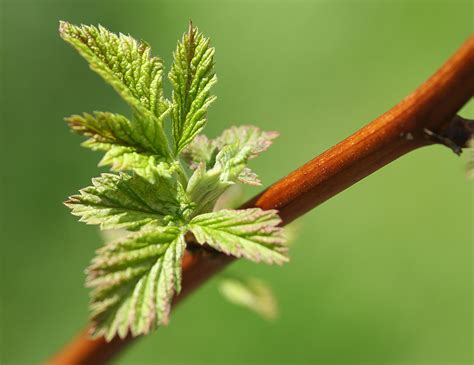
[423,128,462,155]
[423,115,474,156]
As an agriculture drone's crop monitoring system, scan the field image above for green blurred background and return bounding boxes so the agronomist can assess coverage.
[1,0,473,364]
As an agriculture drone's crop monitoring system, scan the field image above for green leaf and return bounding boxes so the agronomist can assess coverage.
[66,112,172,178]
[186,139,266,214]
[186,145,246,215]
[100,228,128,243]
[67,112,155,152]
[97,147,173,182]
[215,125,279,159]
[169,23,217,154]
[59,22,168,119]
[186,163,231,216]
[183,126,278,186]
[218,276,278,320]
[215,125,278,185]
[189,208,288,264]
[87,227,185,339]
[65,173,183,230]
[238,167,261,186]
[60,21,173,176]
[182,134,217,169]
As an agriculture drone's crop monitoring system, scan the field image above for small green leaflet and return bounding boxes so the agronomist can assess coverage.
[189,208,288,265]
[186,162,232,217]
[169,23,217,154]
[67,112,168,156]
[186,143,247,216]
[66,112,171,178]
[65,173,183,230]
[60,21,173,179]
[181,135,217,169]
[186,142,259,215]
[97,147,172,182]
[218,276,278,320]
[87,227,185,340]
[184,125,279,186]
[59,22,168,119]
[184,125,279,166]
[62,21,289,341]
[215,125,279,159]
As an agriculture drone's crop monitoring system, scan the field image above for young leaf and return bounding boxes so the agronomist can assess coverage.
[181,134,217,169]
[183,126,278,186]
[189,208,288,264]
[97,147,172,182]
[169,23,217,154]
[65,173,183,230]
[215,125,278,185]
[185,163,231,216]
[186,139,267,214]
[238,167,261,186]
[87,227,185,339]
[186,144,246,215]
[59,22,168,119]
[66,112,172,178]
[218,276,278,320]
[67,112,155,152]
[215,125,279,159]
[100,228,128,243]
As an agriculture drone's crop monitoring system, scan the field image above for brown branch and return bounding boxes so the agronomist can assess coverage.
[47,36,474,365]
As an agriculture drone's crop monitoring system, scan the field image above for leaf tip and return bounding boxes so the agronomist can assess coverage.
[63,197,78,208]
[59,20,74,39]
[58,20,68,33]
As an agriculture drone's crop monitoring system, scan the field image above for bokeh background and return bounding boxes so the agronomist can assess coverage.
[1,0,473,364]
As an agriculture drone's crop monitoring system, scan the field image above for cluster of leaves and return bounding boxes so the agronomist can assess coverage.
[99,187,300,322]
[60,21,288,340]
